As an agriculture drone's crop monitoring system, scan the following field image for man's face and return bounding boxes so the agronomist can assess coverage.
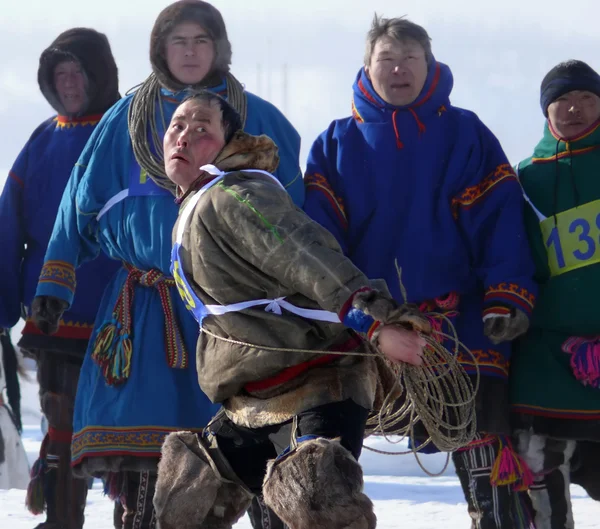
[365,36,428,107]
[164,98,226,191]
[165,22,215,86]
[548,90,600,139]
[53,60,87,115]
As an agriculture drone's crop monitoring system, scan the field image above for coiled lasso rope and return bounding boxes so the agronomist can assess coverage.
[199,262,479,476]
[362,263,480,476]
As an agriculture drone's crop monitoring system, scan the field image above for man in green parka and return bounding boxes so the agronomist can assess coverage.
[512,59,600,529]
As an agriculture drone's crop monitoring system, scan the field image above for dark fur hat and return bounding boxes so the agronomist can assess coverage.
[38,27,120,117]
[150,0,232,92]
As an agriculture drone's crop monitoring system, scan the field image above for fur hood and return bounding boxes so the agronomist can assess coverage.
[180,131,280,199]
[38,27,120,117]
[150,0,232,92]
[213,131,279,174]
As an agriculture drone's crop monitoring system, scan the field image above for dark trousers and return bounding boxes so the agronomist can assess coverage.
[32,352,88,529]
[113,471,158,529]
[570,440,600,500]
[209,399,369,529]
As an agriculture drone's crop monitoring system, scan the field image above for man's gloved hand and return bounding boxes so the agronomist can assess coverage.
[483,309,529,344]
[351,289,431,334]
[31,296,69,335]
[350,289,431,366]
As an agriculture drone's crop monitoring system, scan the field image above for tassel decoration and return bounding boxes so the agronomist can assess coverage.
[490,436,533,491]
[562,336,600,388]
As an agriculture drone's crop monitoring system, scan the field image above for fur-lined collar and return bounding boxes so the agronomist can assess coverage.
[176,131,279,202]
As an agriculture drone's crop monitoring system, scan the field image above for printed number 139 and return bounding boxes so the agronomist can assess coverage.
[546,214,600,268]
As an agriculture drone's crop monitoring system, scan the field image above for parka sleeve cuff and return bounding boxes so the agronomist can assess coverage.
[338,287,378,335]
[35,260,76,307]
[483,282,536,318]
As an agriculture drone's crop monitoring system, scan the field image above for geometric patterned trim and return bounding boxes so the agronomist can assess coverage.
[351,98,364,123]
[23,318,93,340]
[38,260,76,293]
[71,426,204,465]
[54,114,102,129]
[456,348,510,378]
[484,282,535,315]
[451,163,517,219]
[512,403,600,420]
[304,172,348,229]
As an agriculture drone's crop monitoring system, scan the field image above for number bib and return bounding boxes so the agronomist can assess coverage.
[541,199,600,277]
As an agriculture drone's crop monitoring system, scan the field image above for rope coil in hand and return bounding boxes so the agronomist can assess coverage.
[200,306,479,477]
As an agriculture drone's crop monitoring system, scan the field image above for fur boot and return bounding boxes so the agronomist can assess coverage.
[154,431,253,529]
[262,438,376,529]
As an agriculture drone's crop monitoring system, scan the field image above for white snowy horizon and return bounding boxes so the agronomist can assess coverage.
[1,0,600,184]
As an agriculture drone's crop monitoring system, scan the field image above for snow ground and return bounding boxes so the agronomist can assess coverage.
[1,368,597,528]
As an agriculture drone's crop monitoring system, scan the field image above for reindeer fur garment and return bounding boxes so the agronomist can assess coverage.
[174,131,383,428]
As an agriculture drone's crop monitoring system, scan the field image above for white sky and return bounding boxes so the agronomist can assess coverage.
[2,0,600,179]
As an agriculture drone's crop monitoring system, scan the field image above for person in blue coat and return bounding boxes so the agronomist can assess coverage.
[303,15,537,529]
[31,2,302,527]
[0,27,121,529]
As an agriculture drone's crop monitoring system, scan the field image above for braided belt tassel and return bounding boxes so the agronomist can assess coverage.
[92,265,188,386]
[91,268,137,385]
[139,270,188,370]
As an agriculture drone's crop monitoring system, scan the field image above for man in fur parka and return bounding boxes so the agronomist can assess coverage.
[153,91,431,529]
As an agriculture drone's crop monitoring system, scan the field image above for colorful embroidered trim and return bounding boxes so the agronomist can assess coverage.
[304,172,348,229]
[451,163,517,219]
[55,114,103,129]
[484,283,535,315]
[456,348,510,378]
[23,319,93,340]
[434,292,460,310]
[38,260,76,293]
[91,264,187,386]
[351,97,365,123]
[71,426,202,465]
